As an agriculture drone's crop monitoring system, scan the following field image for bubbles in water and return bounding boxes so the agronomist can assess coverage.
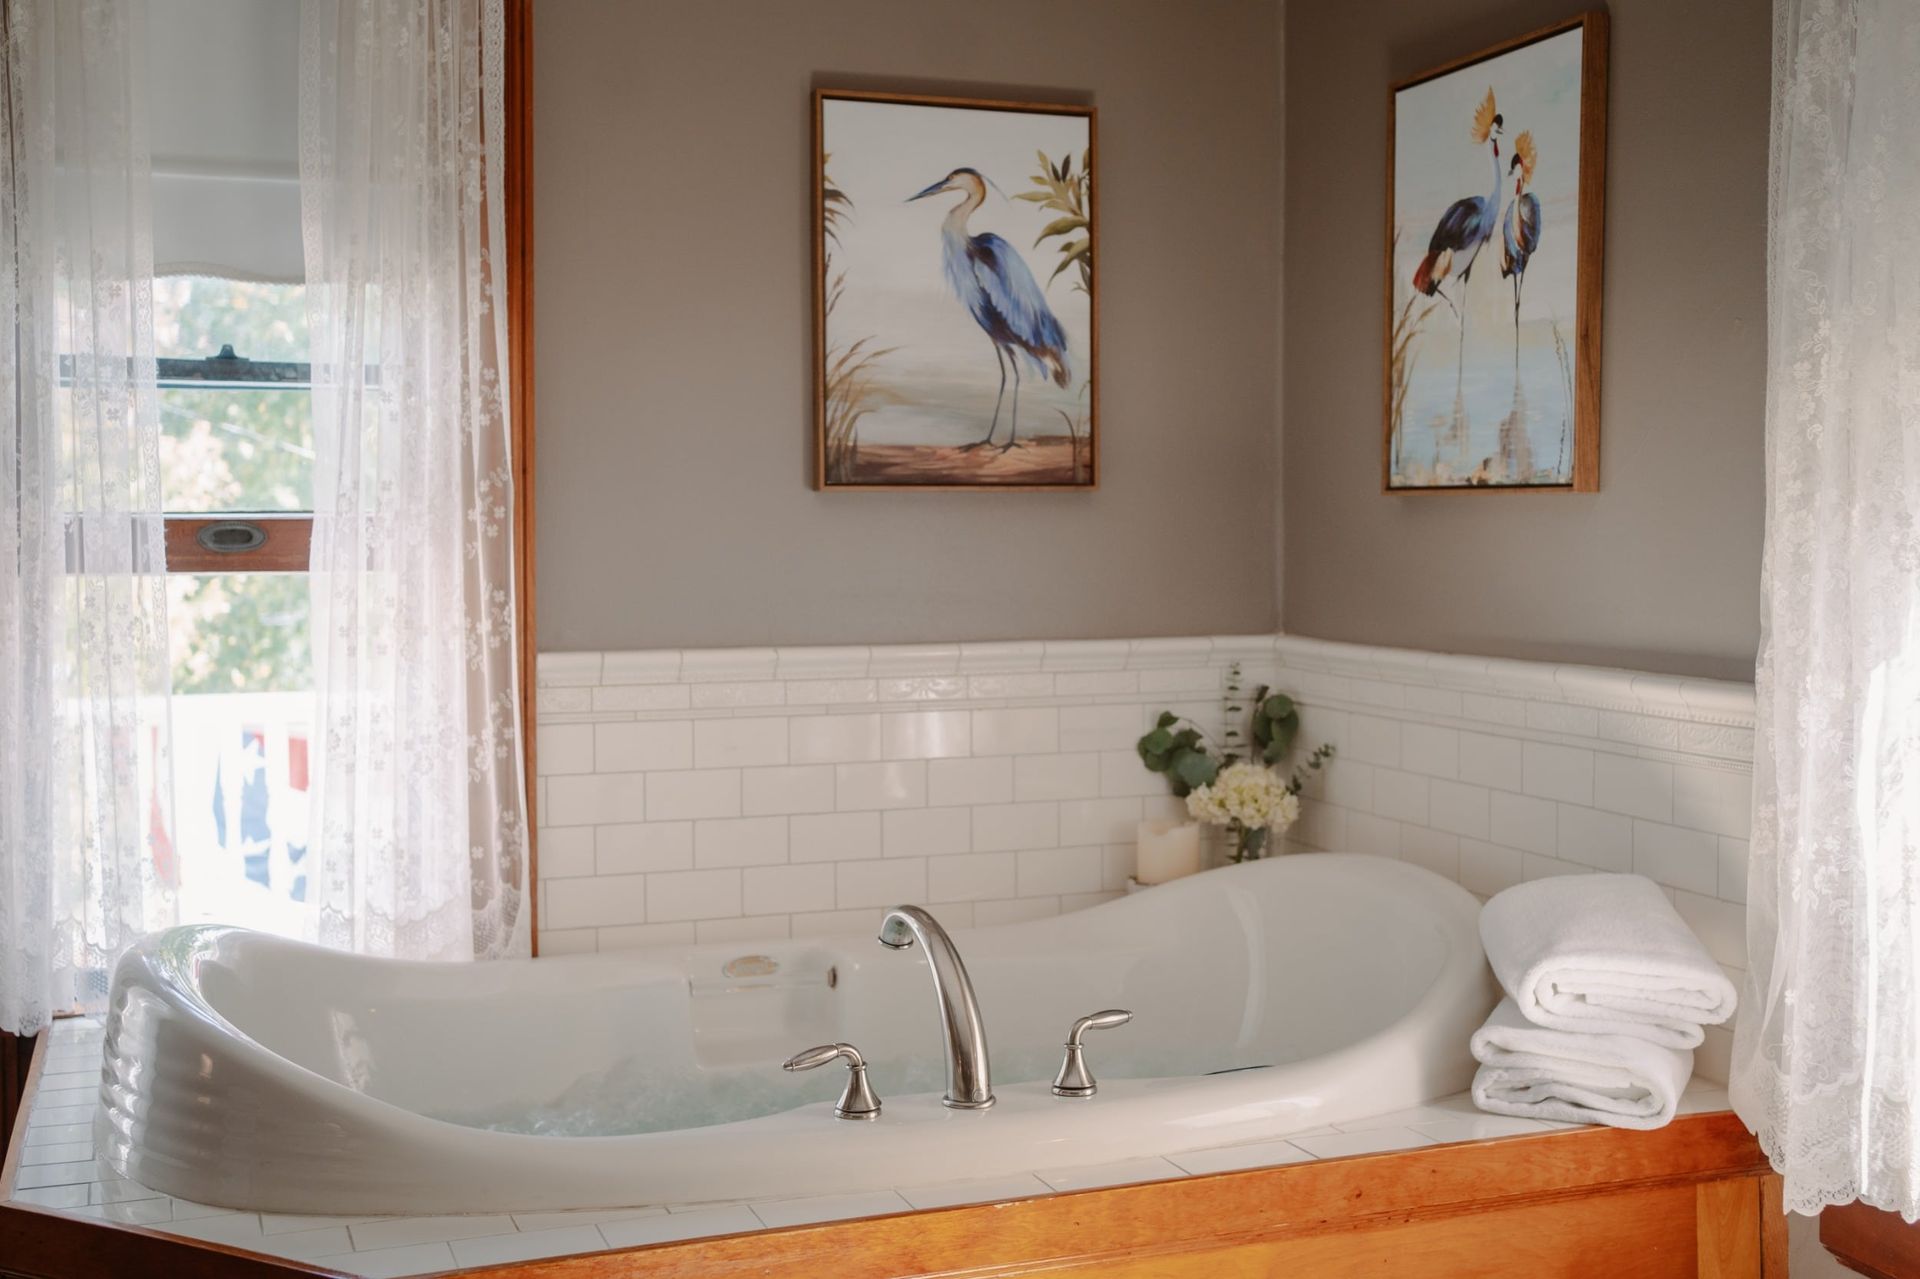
[429,1043,1253,1138]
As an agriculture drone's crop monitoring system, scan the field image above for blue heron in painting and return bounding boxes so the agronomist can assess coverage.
[907,168,1070,452]
[1412,89,1503,394]
[1500,130,1542,358]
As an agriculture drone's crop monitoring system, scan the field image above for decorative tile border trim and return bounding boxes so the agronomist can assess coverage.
[538,635,1755,728]
[1270,637,1755,729]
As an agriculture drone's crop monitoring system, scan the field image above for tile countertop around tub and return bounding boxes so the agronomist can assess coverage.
[5,1018,1735,1279]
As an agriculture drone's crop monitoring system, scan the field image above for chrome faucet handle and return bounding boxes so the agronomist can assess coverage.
[1052,1009,1132,1098]
[782,1042,882,1120]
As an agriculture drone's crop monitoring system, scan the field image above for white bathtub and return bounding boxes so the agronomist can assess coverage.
[99,853,1497,1215]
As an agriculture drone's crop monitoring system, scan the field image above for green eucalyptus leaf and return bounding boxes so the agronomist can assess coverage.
[1173,751,1219,790]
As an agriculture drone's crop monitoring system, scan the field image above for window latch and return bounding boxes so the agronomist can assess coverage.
[205,343,252,373]
[196,520,269,554]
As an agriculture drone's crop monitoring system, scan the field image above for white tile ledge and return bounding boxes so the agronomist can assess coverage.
[1270,635,1754,729]
[538,634,1753,730]
[540,635,1276,687]
[12,1023,1740,1279]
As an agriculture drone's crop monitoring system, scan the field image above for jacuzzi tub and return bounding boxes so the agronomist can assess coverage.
[99,853,1497,1215]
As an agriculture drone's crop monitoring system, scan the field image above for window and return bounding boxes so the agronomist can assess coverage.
[150,277,318,934]
[134,0,316,939]
[98,0,536,956]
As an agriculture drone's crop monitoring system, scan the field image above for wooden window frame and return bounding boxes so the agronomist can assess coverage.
[506,0,538,950]
[163,515,313,574]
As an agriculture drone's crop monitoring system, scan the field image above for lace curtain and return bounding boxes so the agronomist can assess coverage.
[1732,0,1920,1222]
[1,0,176,1035]
[299,0,528,960]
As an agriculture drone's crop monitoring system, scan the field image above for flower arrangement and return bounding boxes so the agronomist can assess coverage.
[1186,762,1302,860]
[1136,665,1334,863]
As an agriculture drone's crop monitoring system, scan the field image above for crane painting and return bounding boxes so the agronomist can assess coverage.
[906,167,1072,453]
[815,92,1095,489]
[1385,16,1608,492]
[1500,130,1543,356]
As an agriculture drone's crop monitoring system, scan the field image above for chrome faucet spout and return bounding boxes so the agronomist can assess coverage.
[876,905,994,1110]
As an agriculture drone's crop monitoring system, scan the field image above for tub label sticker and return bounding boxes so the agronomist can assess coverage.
[722,954,779,979]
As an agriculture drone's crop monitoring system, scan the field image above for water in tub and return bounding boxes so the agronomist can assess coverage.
[418,922,1293,1138]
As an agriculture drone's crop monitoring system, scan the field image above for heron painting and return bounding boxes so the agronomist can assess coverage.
[1385,14,1607,492]
[815,91,1096,489]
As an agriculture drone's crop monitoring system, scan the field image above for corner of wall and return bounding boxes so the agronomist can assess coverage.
[1271,0,1288,634]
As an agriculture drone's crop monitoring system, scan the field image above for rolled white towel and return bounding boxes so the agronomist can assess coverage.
[1479,872,1736,1048]
[1470,998,1694,1130]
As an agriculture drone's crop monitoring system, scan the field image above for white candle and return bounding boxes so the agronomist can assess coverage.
[1136,818,1203,885]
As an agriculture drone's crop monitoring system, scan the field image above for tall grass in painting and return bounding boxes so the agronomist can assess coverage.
[1387,228,1437,477]
[1055,375,1093,484]
[1023,150,1093,482]
[1016,149,1092,293]
[820,159,895,484]
[1551,317,1574,479]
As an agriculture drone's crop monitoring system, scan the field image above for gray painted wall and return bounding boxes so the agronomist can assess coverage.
[1282,1,1769,682]
[535,0,1284,653]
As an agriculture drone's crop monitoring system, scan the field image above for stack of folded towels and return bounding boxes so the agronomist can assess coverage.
[1471,873,1738,1131]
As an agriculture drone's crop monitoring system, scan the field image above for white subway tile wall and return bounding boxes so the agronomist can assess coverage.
[536,635,1754,1081]
[536,641,1213,953]
[1262,638,1754,1084]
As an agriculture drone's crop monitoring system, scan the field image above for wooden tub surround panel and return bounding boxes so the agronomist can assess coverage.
[1821,1198,1920,1279]
[446,1113,1785,1279]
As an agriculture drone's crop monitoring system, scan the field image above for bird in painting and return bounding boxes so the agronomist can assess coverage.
[1500,130,1542,356]
[1412,88,1504,393]
[907,168,1070,452]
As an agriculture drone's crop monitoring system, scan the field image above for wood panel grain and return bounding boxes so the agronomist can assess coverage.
[461,1114,1771,1279]
[1570,7,1609,492]
[0,1203,342,1279]
[1822,1199,1920,1279]
[163,517,312,574]
[1697,1177,1762,1278]
[1046,1183,1698,1279]
[503,0,539,954]
[1760,1174,1789,1277]
[0,1026,47,1202]
[0,1030,37,1163]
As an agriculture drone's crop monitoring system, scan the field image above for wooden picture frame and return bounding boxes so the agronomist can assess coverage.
[1383,11,1607,492]
[813,89,1097,491]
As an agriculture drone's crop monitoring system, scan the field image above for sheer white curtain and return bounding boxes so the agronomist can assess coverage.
[298,0,528,961]
[1732,0,1920,1222]
[1,0,176,1035]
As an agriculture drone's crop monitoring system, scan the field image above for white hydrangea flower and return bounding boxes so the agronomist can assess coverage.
[1185,761,1299,832]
